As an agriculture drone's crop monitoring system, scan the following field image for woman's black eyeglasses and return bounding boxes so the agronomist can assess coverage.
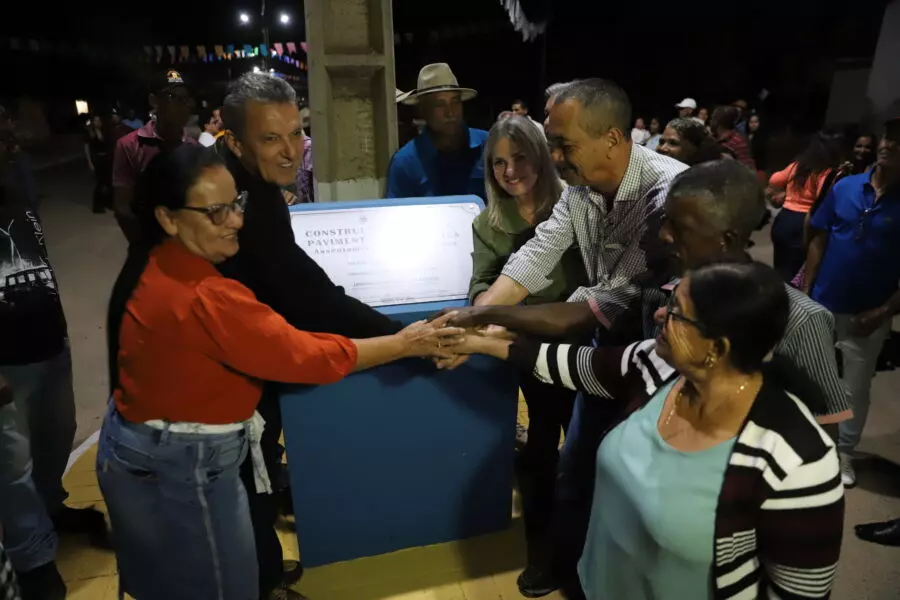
[179,191,248,226]
[665,287,707,336]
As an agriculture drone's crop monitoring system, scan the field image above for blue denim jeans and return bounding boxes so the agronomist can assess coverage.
[0,348,76,571]
[96,405,257,600]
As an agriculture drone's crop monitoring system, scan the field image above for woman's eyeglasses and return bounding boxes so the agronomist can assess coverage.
[179,191,248,226]
[665,288,706,336]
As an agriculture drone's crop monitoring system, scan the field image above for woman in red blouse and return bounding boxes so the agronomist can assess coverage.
[97,145,463,600]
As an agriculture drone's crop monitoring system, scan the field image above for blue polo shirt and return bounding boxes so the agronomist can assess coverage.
[386,127,488,200]
[809,172,900,314]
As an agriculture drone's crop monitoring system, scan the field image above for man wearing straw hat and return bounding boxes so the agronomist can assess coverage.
[387,63,488,200]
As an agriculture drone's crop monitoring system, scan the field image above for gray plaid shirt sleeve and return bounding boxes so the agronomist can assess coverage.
[776,298,850,418]
[501,189,576,293]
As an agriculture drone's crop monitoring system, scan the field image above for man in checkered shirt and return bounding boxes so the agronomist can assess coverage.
[464,78,686,597]
[0,542,20,600]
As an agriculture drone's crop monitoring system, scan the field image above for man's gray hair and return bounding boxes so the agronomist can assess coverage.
[545,80,578,100]
[553,78,631,138]
[222,73,297,139]
[668,160,766,242]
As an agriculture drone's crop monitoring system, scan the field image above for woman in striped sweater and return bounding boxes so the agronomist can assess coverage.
[459,261,844,599]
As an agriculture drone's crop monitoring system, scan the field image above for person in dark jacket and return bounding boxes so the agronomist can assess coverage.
[1,136,107,600]
[217,72,401,600]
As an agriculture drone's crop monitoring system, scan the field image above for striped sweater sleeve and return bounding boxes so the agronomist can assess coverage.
[757,397,844,598]
[507,338,676,402]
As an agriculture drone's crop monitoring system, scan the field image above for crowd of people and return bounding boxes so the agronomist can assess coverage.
[386,64,899,600]
[1,60,899,600]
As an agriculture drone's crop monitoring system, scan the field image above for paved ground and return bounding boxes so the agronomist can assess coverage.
[37,160,126,446]
[37,163,900,598]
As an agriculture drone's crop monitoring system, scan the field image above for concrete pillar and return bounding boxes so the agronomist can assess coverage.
[304,0,398,202]
[867,0,900,124]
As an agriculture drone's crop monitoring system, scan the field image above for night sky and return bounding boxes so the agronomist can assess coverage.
[0,0,891,132]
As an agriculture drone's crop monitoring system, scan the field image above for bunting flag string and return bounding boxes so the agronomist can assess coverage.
[0,36,317,71]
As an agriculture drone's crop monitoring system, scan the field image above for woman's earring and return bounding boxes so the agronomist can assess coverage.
[704,354,716,368]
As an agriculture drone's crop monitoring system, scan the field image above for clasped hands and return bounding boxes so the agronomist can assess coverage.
[398,311,513,365]
[394,307,513,370]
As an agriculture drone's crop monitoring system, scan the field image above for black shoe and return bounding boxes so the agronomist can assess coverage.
[282,560,304,587]
[517,565,558,598]
[855,517,900,546]
[16,561,67,600]
[52,505,110,548]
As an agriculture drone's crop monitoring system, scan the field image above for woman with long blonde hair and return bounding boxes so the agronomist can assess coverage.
[469,115,585,597]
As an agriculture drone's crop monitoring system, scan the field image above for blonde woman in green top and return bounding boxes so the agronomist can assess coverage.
[469,115,585,598]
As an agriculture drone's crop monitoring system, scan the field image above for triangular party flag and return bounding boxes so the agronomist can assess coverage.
[300,41,308,53]
[155,45,164,63]
[286,42,296,54]
[243,44,253,56]
[179,46,189,61]
[167,45,176,63]
[196,45,206,59]
[214,45,225,58]
[225,44,235,56]
[274,43,284,56]
[9,38,21,50]
[28,39,39,52]
[500,0,547,41]
[259,43,268,56]
[144,46,153,61]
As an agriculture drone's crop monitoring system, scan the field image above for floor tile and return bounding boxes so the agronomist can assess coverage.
[64,574,120,600]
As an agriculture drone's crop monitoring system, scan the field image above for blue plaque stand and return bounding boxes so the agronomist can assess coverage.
[280,197,519,567]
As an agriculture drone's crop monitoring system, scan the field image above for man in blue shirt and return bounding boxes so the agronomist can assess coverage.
[387,63,488,200]
[806,117,900,488]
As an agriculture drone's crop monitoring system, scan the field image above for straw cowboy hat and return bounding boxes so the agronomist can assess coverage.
[395,89,411,104]
[401,63,477,106]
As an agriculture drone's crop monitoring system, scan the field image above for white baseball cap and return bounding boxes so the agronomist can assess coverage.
[675,98,698,109]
